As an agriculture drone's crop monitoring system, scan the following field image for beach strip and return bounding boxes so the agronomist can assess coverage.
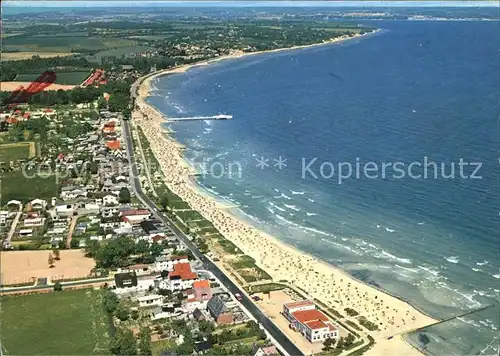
[132,30,438,356]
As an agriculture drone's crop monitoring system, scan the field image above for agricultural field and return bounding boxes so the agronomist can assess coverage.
[14,71,91,85]
[2,35,137,53]
[0,170,58,203]
[0,250,95,286]
[0,289,110,355]
[86,45,153,63]
[0,142,36,162]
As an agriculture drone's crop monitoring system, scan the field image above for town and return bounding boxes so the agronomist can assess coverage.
[0,7,383,356]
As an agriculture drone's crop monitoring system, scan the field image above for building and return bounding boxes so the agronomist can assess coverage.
[207,295,234,325]
[165,262,198,291]
[253,346,279,356]
[193,280,212,301]
[283,301,338,343]
[121,209,151,224]
[114,271,138,288]
[283,300,315,321]
[119,264,150,275]
[154,255,189,273]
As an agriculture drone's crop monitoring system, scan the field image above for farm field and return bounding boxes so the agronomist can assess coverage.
[0,169,58,203]
[2,35,137,53]
[0,289,110,355]
[14,71,91,85]
[85,45,153,63]
[0,82,75,92]
[0,142,36,162]
[0,250,96,286]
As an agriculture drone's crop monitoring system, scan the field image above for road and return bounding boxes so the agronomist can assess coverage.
[122,118,303,356]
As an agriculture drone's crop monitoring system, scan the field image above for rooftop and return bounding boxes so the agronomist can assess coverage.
[193,279,210,289]
[291,309,328,324]
[168,262,197,281]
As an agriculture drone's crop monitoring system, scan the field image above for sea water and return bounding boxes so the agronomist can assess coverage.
[147,19,500,354]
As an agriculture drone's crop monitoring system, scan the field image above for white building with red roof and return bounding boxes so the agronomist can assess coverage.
[120,209,151,224]
[163,262,198,291]
[283,301,338,343]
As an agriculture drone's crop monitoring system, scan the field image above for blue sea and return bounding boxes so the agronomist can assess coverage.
[147,19,500,354]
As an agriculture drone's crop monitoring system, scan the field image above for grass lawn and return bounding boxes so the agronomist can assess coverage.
[151,339,176,356]
[246,283,286,294]
[0,170,58,203]
[0,288,110,355]
[14,71,91,85]
[0,142,34,162]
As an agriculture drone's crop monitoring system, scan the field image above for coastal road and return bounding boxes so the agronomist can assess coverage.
[122,119,303,356]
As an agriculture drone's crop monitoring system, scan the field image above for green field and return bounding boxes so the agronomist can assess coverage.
[3,35,137,53]
[14,71,91,85]
[86,45,153,63]
[0,289,110,355]
[0,142,34,162]
[0,170,58,203]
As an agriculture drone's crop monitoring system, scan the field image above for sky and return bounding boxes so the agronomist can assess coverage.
[2,1,499,8]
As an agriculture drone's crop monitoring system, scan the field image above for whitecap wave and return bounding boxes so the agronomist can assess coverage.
[291,190,305,195]
[300,226,333,237]
[476,260,489,266]
[269,202,286,212]
[385,227,395,233]
[266,207,275,214]
[472,268,482,272]
[379,250,412,264]
[491,274,500,279]
[444,256,459,264]
[284,204,300,211]
[274,193,292,200]
[306,212,317,216]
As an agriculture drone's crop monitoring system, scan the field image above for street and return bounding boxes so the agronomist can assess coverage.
[122,118,304,356]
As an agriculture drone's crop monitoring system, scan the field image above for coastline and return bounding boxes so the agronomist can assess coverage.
[132,30,438,356]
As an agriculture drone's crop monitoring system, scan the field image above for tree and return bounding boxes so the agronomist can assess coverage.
[89,161,98,174]
[119,187,131,203]
[323,337,335,351]
[53,248,61,260]
[103,290,119,313]
[135,239,150,256]
[336,337,344,350]
[115,304,130,321]
[48,253,55,268]
[131,309,140,320]
[70,238,80,249]
[110,328,138,356]
[159,195,169,211]
[53,281,63,292]
[138,327,152,356]
[149,242,163,258]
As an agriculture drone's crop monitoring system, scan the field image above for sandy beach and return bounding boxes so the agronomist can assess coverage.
[132,31,437,355]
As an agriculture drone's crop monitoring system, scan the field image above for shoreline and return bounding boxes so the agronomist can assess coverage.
[133,30,438,355]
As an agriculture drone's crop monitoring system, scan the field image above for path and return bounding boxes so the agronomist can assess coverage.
[133,123,158,198]
[66,216,77,249]
[5,211,22,247]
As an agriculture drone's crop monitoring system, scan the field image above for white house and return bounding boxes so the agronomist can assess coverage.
[29,199,48,210]
[102,194,119,206]
[19,229,33,238]
[55,204,76,217]
[137,294,163,308]
[23,217,45,227]
[154,255,189,273]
